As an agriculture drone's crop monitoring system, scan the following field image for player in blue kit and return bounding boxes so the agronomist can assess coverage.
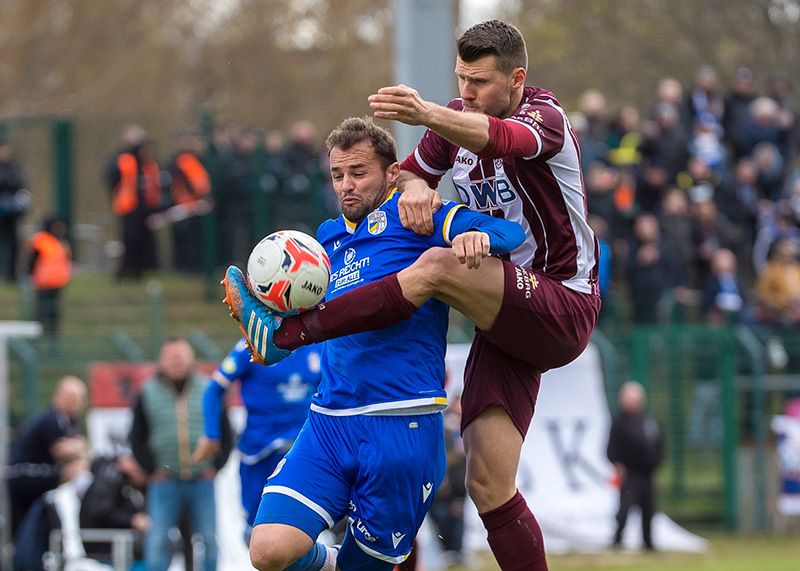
[223,117,525,571]
[193,339,321,543]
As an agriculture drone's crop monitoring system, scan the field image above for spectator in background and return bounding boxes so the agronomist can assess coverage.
[6,376,87,534]
[651,77,689,128]
[607,105,642,171]
[689,112,727,174]
[194,338,320,544]
[687,65,725,130]
[576,89,610,172]
[691,199,742,288]
[80,453,149,564]
[743,97,792,167]
[0,138,30,281]
[626,214,684,323]
[766,72,797,157]
[752,141,786,202]
[129,337,233,571]
[752,203,800,273]
[607,381,663,552]
[165,130,212,273]
[755,238,800,327]
[105,126,162,279]
[702,249,746,325]
[13,438,93,571]
[723,67,758,161]
[657,188,695,283]
[638,102,689,211]
[25,216,72,335]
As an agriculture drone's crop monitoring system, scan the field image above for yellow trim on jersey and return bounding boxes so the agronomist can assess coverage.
[442,204,466,244]
[343,216,357,233]
[433,397,448,406]
[381,187,400,205]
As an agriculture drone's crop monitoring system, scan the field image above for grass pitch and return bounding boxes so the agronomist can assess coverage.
[450,534,799,571]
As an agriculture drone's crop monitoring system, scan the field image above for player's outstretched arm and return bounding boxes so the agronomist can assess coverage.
[369,85,490,154]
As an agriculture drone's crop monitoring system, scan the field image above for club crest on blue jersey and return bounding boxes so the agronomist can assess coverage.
[367,210,387,235]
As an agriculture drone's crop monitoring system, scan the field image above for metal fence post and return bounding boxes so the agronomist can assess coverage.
[720,328,739,530]
[51,119,73,240]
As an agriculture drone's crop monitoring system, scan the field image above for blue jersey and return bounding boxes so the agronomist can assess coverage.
[314,190,524,415]
[212,339,321,462]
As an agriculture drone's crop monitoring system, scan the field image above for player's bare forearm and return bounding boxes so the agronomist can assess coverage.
[369,85,490,154]
[423,103,490,155]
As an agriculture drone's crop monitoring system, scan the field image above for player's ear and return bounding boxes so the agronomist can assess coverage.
[387,162,401,186]
[511,67,526,90]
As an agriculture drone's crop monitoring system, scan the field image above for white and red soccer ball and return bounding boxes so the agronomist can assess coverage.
[246,230,331,314]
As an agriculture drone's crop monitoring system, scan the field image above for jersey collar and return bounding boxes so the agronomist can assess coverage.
[341,188,398,234]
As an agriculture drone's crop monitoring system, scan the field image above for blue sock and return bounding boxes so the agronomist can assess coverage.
[284,542,328,571]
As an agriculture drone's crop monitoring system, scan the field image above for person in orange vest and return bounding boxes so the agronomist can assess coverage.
[165,130,212,273]
[105,126,163,279]
[26,216,72,335]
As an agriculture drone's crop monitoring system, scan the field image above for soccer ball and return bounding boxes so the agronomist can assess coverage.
[246,230,331,314]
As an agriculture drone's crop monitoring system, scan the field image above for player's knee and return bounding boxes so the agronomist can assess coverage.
[466,467,515,512]
[413,247,458,292]
[249,531,294,571]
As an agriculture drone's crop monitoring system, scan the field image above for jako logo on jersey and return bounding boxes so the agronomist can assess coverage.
[367,210,387,235]
[392,531,406,549]
[456,178,518,210]
[344,248,356,265]
[455,155,474,165]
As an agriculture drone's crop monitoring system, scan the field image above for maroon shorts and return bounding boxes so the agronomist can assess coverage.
[461,261,600,436]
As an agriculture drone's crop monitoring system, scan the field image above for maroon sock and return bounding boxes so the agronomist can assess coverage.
[274,273,417,350]
[479,491,548,571]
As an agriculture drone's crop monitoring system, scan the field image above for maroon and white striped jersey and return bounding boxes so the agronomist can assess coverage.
[401,86,599,295]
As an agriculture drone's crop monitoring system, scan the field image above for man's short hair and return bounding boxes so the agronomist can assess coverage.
[457,20,528,74]
[325,117,397,169]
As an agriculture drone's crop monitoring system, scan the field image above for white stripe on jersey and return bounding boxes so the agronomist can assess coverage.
[350,528,408,563]
[539,99,597,294]
[262,485,336,528]
[512,168,549,271]
[310,397,447,416]
[508,117,543,159]
[414,148,448,176]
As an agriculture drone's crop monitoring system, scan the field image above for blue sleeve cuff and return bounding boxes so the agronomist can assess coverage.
[448,209,526,254]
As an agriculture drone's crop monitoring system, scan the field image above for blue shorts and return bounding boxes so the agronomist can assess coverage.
[254,410,445,565]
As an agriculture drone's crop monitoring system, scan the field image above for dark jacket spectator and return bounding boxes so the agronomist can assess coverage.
[0,139,29,281]
[7,377,87,534]
[702,249,747,325]
[607,382,664,550]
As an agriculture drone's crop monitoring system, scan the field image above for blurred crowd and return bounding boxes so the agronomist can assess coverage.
[575,67,799,342]
[103,120,336,281]
[3,65,800,339]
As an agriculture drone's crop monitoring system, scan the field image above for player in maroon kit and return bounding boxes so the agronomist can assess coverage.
[230,21,599,571]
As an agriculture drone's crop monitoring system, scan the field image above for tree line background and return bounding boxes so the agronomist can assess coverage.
[0,0,798,236]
